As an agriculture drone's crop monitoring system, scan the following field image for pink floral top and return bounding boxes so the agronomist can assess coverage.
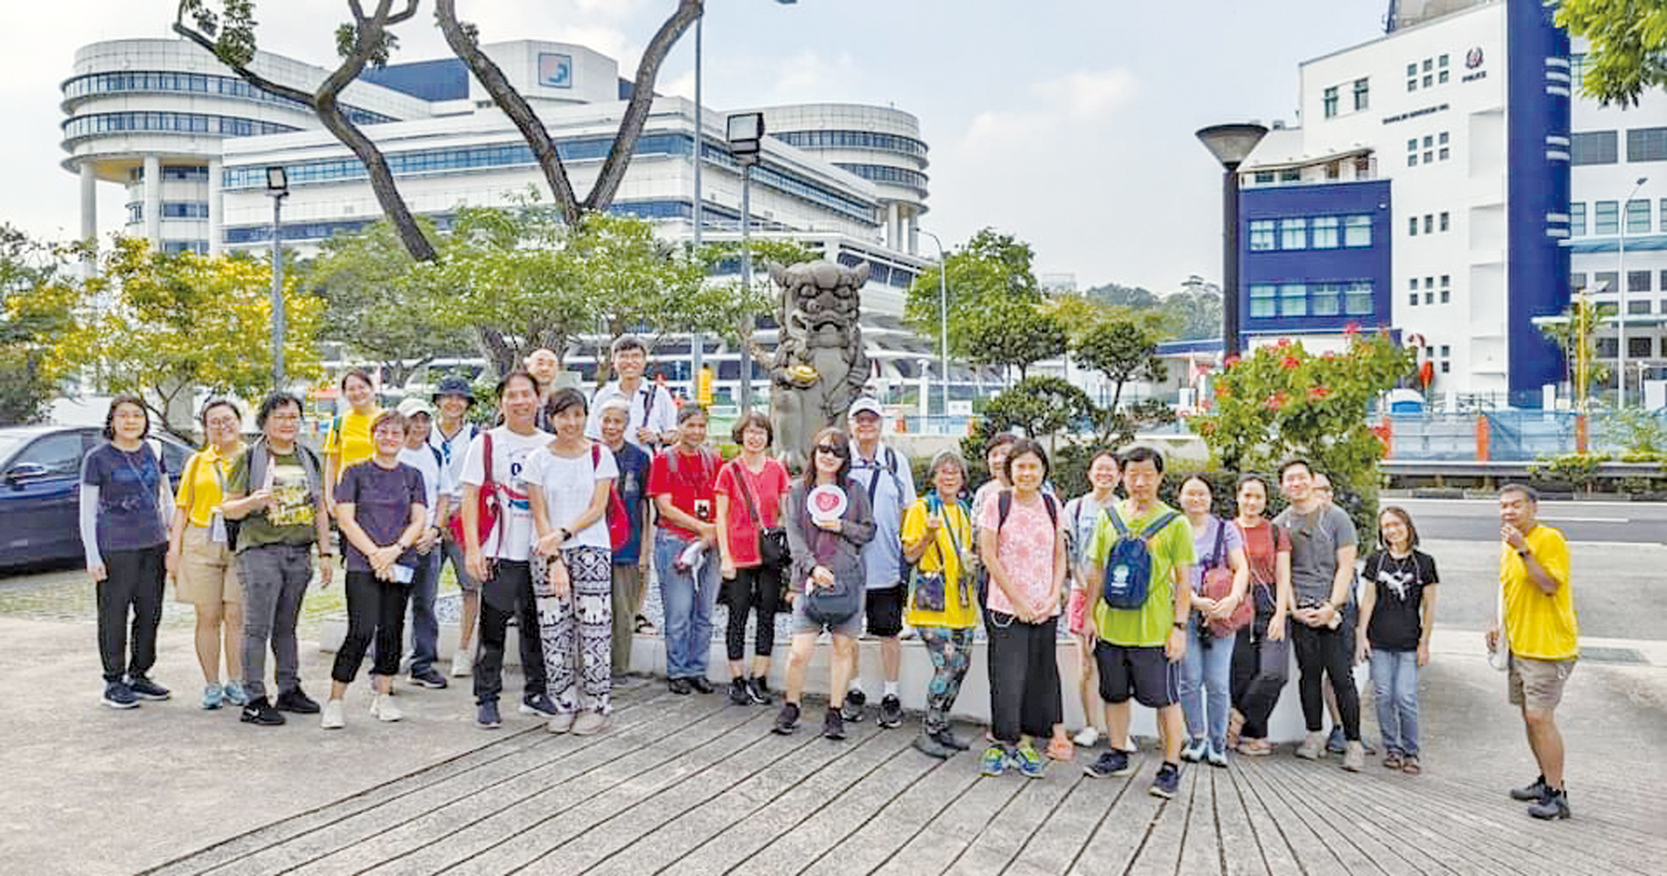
[977,491,1060,618]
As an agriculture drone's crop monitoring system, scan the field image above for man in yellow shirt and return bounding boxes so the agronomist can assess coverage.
[1488,484,1576,821]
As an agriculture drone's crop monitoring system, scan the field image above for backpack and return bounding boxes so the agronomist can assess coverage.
[591,444,631,553]
[996,489,1059,532]
[1100,504,1181,610]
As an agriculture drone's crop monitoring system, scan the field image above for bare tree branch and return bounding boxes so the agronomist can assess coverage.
[583,0,703,212]
[171,22,315,105]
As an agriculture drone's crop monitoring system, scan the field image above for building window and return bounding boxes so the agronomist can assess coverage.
[1570,202,1586,236]
[1594,201,1619,235]
[1312,216,1340,249]
[1438,147,1450,160]
[1423,74,1433,87]
[1354,154,1372,176]
[1324,86,1339,119]
[1629,337,1652,358]
[1409,279,1419,307]
[1425,150,1435,164]
[1570,131,1619,165]
[1424,214,1434,234]
[1625,199,1652,233]
[1425,276,1434,304]
[1344,215,1372,247]
[1407,77,1418,92]
[1594,271,1619,293]
[1326,162,1342,180]
[1438,69,1450,84]
[1280,284,1307,316]
[1409,217,1419,237]
[1345,282,1374,315]
[1354,78,1370,111]
[1408,153,1418,167]
[1249,284,1277,318]
[1440,275,1451,304]
[1626,127,1667,162]
[1439,211,1450,231]
[1254,171,1275,184]
[1570,273,1586,292]
[1661,270,1667,292]
[1280,168,1303,182]
[1441,361,1451,374]
[1628,300,1652,315]
[1312,283,1341,316]
[1249,220,1276,251]
[1281,218,1308,249]
[1630,270,1653,292]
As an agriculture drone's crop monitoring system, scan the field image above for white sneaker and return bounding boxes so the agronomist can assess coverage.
[372,693,403,722]
[321,699,345,730]
[1073,727,1101,748]
[451,648,473,678]
[1295,730,1326,760]
[547,712,576,734]
[571,712,610,736]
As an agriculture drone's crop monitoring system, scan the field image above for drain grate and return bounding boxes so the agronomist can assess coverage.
[1580,647,1649,665]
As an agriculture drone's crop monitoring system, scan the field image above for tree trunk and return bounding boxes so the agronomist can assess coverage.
[584,0,704,212]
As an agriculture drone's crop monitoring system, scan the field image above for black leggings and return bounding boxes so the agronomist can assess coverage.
[332,571,410,684]
[96,544,166,683]
[723,565,780,662]
[986,613,1062,745]
[1291,620,1360,740]
[1231,608,1290,740]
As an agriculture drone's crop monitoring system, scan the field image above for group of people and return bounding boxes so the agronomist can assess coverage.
[78,335,1580,819]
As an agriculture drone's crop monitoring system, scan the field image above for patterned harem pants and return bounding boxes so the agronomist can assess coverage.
[534,545,613,715]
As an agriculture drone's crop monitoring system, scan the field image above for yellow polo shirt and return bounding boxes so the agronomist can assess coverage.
[1499,524,1577,661]
[175,443,246,527]
[901,497,979,629]
[323,408,379,483]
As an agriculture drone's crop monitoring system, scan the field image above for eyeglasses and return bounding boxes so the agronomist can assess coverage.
[269,414,302,423]
[815,443,848,457]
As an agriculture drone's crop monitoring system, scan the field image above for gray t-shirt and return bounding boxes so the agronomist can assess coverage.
[1273,504,1357,604]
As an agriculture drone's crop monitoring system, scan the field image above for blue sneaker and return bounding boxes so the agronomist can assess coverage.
[477,700,502,729]
[1149,761,1181,799]
[1326,726,1347,754]
[102,681,139,710]
[127,674,171,701]
[1085,749,1133,779]
[223,681,249,707]
[980,745,1009,777]
[201,683,224,710]
[1014,743,1047,779]
[519,693,558,717]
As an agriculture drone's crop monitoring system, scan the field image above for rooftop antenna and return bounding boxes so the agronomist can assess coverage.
[1384,0,1400,33]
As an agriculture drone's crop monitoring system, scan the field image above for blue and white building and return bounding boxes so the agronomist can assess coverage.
[1226,0,1666,407]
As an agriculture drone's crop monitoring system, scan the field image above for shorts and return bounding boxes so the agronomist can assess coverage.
[1066,587,1089,636]
[791,592,863,639]
[863,584,905,638]
[1096,641,1179,709]
[174,524,242,605]
[443,535,481,592]
[1508,654,1575,712]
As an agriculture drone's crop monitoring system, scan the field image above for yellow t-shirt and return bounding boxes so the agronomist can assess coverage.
[175,443,245,527]
[1500,524,1577,661]
[901,497,979,629]
[323,408,379,483]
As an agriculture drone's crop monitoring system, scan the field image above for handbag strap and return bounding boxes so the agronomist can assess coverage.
[733,460,764,526]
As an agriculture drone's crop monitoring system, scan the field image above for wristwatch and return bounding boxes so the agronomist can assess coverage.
[558,527,572,542]
[1516,548,1530,558]
[1172,621,1186,630]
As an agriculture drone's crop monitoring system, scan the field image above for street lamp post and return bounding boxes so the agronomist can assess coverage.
[1196,124,1270,361]
[1617,176,1648,408]
[918,229,949,423]
[727,112,765,413]
[265,166,289,389]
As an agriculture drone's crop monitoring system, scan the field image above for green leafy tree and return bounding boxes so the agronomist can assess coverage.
[904,228,1044,359]
[1556,0,1667,106]
[0,227,80,425]
[961,297,1069,382]
[1538,298,1612,405]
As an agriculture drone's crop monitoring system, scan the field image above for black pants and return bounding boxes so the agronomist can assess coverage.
[332,571,410,684]
[986,613,1062,745]
[723,565,780,662]
[1291,619,1360,740]
[473,560,547,705]
[1230,608,1290,740]
[96,544,166,683]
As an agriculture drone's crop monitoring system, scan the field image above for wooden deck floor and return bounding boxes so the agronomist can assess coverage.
[141,684,1667,876]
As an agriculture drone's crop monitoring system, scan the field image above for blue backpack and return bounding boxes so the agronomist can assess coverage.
[1100,506,1181,610]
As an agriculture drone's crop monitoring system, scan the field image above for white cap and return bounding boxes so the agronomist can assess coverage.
[847,397,884,419]
[396,397,436,419]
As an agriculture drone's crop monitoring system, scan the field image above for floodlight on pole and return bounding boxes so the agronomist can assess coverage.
[1617,176,1647,408]
[265,166,290,390]
[1196,123,1269,361]
[728,112,766,413]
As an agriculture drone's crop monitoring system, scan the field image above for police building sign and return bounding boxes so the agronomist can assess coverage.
[538,53,573,89]
[1461,46,1486,83]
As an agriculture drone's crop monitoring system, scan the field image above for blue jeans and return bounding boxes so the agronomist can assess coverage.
[1179,623,1236,751]
[654,530,720,680]
[1369,648,1420,756]
[407,549,442,676]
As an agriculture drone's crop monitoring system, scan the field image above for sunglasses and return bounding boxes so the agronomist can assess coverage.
[815,443,849,457]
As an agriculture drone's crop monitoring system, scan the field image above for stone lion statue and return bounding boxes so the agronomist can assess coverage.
[768,259,870,473]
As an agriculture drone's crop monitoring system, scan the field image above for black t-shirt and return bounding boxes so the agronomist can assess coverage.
[1363,549,1439,651]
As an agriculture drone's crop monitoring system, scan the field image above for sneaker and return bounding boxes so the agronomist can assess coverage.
[1510,775,1550,802]
[1326,726,1347,755]
[1149,762,1181,799]
[1527,788,1571,820]
[275,687,320,714]
[841,688,867,723]
[572,711,609,736]
[451,648,473,678]
[1238,738,1274,756]
[321,699,345,730]
[101,681,140,710]
[878,695,904,728]
[688,676,716,695]
[980,745,1010,777]
[728,678,751,706]
[772,702,800,735]
[240,696,285,726]
[913,731,953,759]
[933,728,970,751]
[823,708,847,741]
[1085,750,1133,779]
[668,678,692,695]
[1073,726,1102,748]
[409,668,448,690]
[519,694,558,717]
[127,674,170,701]
[201,683,224,711]
[1014,743,1047,779]
[1295,731,1326,760]
[223,681,249,707]
[547,711,576,734]
[1206,745,1229,768]
[372,693,403,722]
[477,700,502,729]
[1181,737,1209,764]
[746,676,774,705]
[1341,741,1364,772]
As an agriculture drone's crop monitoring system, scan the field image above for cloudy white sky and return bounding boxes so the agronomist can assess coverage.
[1,0,1387,293]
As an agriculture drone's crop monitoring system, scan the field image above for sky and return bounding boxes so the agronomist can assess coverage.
[0,0,1392,294]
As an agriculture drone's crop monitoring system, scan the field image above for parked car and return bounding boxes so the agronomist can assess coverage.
[0,426,192,568]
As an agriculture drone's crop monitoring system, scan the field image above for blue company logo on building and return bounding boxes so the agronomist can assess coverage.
[538,53,573,89]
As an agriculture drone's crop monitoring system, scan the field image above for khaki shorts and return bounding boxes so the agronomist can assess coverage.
[174,524,242,606]
[1508,653,1575,712]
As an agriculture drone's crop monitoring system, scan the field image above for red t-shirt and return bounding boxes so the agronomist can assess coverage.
[647,446,720,541]
[715,457,791,567]
[1235,516,1291,599]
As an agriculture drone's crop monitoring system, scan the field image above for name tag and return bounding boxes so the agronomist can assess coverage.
[391,563,415,584]
[210,512,228,544]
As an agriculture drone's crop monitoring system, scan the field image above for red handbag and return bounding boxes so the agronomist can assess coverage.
[1204,517,1253,636]
[591,444,632,553]
[447,431,499,552]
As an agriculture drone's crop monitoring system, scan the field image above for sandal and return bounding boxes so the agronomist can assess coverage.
[1401,755,1421,775]
[1046,735,1074,761]
[1382,752,1404,770]
[1238,738,1274,757]
[1226,709,1245,750]
[634,614,656,635]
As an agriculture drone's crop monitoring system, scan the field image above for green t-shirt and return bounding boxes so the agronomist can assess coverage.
[226,448,319,552]
[1087,499,1195,647]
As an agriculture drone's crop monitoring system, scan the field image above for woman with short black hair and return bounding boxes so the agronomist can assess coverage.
[715,411,792,706]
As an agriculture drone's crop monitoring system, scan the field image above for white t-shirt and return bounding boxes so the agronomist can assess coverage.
[429,421,477,501]
[584,380,677,449]
[524,441,619,550]
[459,426,551,561]
[1063,493,1113,589]
[397,445,451,527]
